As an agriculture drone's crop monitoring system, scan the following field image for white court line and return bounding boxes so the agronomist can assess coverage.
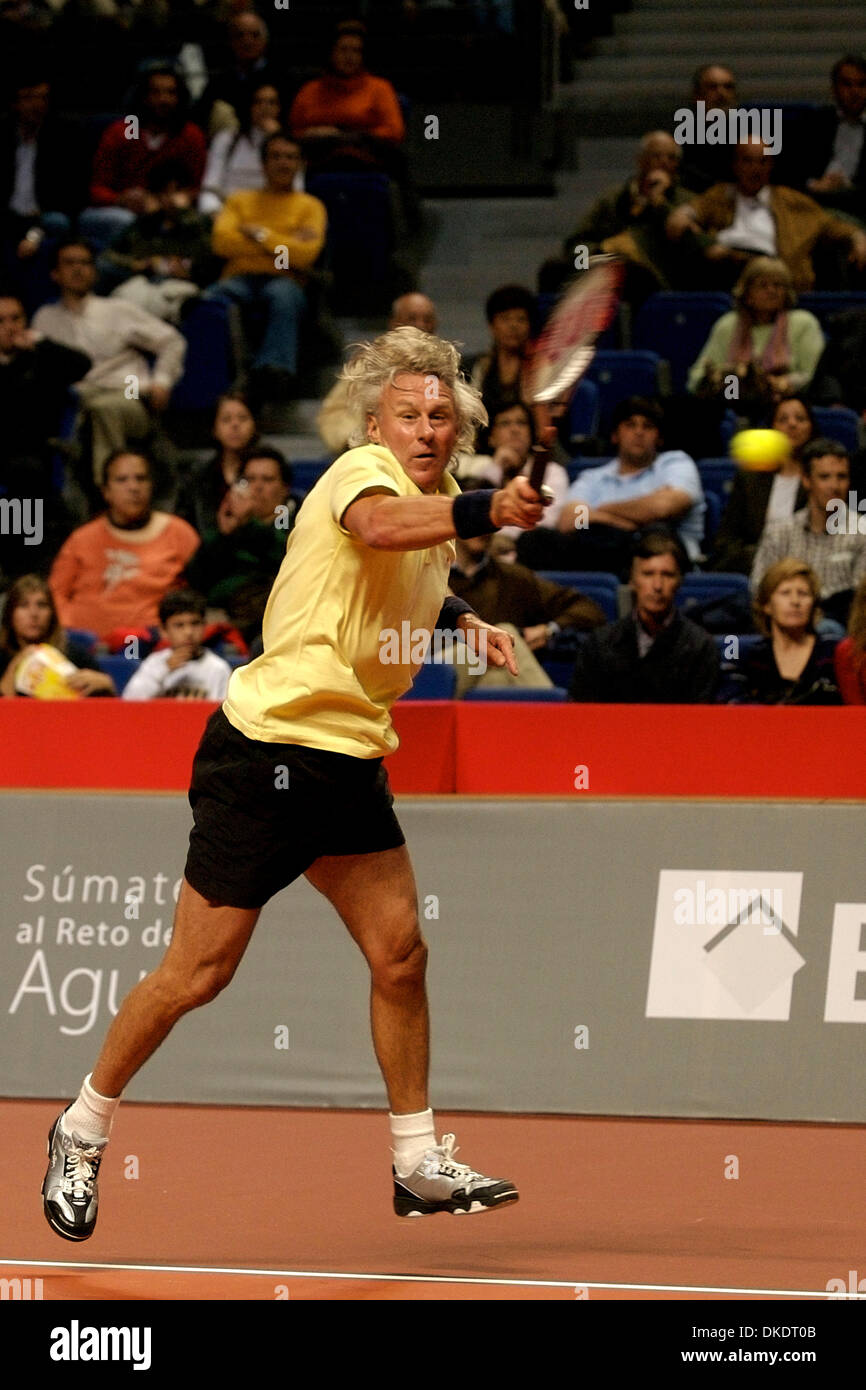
[1,1258,861,1299]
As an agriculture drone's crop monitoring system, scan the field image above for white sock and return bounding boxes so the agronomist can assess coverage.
[390,1108,437,1176]
[62,1074,121,1144]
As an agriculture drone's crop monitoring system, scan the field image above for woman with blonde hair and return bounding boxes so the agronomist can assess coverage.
[834,574,866,703]
[688,256,825,414]
[741,557,841,704]
[0,575,115,698]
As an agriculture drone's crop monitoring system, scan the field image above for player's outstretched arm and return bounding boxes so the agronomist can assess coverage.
[342,476,545,552]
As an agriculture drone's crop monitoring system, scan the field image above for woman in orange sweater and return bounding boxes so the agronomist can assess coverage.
[288,16,420,237]
[289,21,405,155]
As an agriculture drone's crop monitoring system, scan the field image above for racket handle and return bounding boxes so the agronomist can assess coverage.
[528,445,550,497]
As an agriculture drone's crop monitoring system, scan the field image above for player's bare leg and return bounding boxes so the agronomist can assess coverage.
[305,845,518,1216]
[42,880,260,1241]
[91,879,261,1097]
[305,845,429,1114]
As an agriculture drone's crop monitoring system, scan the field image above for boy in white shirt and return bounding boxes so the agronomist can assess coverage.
[122,590,232,701]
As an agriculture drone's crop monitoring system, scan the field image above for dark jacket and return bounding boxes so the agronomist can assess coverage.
[0,338,91,469]
[448,554,606,633]
[739,634,841,705]
[789,106,866,213]
[568,609,719,703]
[810,308,866,414]
[710,470,807,575]
[0,115,89,226]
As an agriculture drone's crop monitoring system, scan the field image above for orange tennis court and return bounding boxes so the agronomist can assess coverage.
[4,1100,864,1301]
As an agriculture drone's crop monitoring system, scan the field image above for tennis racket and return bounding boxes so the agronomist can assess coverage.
[526,254,625,497]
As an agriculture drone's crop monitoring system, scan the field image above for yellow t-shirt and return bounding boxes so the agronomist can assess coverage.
[223,444,461,757]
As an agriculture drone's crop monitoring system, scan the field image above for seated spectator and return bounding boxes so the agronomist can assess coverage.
[0,288,90,495]
[199,82,284,216]
[289,20,405,170]
[741,559,841,704]
[518,396,705,577]
[101,161,216,322]
[568,532,718,703]
[809,305,866,417]
[469,284,534,420]
[317,292,438,455]
[540,132,692,300]
[710,394,812,574]
[122,588,231,701]
[449,513,606,695]
[834,573,866,702]
[750,438,866,629]
[195,11,284,139]
[183,445,294,641]
[175,391,259,537]
[0,573,114,698]
[0,74,87,308]
[49,448,199,639]
[688,258,824,418]
[32,238,186,487]
[675,64,738,194]
[455,400,569,531]
[798,55,866,221]
[206,132,327,407]
[667,137,866,291]
[81,63,207,251]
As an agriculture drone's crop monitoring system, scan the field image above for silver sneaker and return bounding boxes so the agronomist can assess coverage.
[42,1110,107,1241]
[393,1132,519,1216]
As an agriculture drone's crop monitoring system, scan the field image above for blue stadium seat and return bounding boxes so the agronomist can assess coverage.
[714,632,764,703]
[811,407,860,455]
[463,686,568,702]
[400,661,456,700]
[96,655,140,694]
[632,291,732,393]
[306,172,392,306]
[797,292,866,327]
[171,300,236,414]
[290,459,331,495]
[585,350,665,433]
[678,572,750,600]
[719,409,739,449]
[703,490,722,548]
[677,572,753,633]
[537,569,619,594]
[566,377,601,443]
[697,457,737,497]
[537,570,619,622]
[65,628,98,653]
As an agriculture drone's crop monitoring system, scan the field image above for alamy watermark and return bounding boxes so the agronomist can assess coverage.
[0,497,43,546]
[378,622,487,674]
[826,494,866,534]
[673,102,782,157]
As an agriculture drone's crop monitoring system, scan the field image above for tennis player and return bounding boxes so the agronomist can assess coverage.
[42,326,546,1240]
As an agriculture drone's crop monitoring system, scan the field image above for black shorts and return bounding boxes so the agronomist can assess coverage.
[184,708,405,909]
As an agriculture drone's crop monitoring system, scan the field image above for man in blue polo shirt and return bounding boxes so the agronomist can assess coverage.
[517,395,706,577]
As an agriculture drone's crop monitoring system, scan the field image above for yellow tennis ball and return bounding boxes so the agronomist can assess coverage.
[730,428,792,471]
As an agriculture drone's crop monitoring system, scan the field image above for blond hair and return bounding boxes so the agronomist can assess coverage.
[753,558,821,636]
[341,325,487,459]
[733,256,797,311]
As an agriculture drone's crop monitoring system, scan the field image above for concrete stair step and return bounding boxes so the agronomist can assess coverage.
[637,0,851,9]
[620,7,865,32]
[598,32,866,57]
[582,52,854,79]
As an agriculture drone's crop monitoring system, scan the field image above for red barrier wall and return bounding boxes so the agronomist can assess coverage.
[1,701,864,797]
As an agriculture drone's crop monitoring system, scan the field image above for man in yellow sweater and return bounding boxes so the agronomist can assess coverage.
[206,132,327,401]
